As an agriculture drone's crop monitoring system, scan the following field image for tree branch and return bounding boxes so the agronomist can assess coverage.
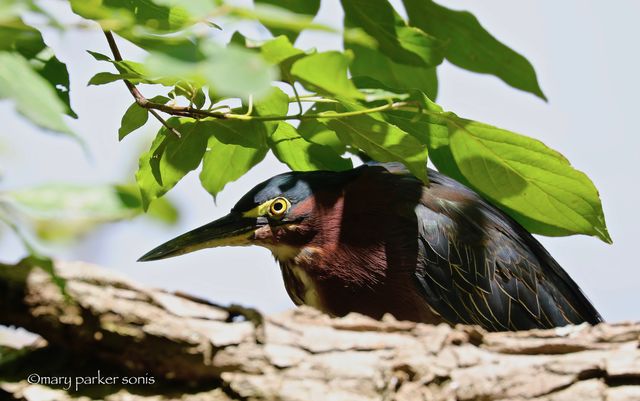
[1,260,640,401]
[101,31,417,127]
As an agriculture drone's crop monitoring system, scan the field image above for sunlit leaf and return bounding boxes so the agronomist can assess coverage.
[1,17,76,117]
[0,52,73,135]
[0,183,178,242]
[115,184,178,224]
[260,35,304,66]
[291,52,363,99]
[348,44,439,99]
[145,43,277,100]
[69,0,194,32]
[445,116,610,242]
[384,91,609,241]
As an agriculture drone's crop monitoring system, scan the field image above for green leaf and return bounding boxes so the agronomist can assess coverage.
[87,50,112,61]
[170,83,205,108]
[115,184,178,224]
[0,52,72,135]
[136,118,210,209]
[260,35,305,66]
[118,103,149,141]
[0,17,76,117]
[0,211,66,295]
[291,52,363,99]
[69,0,198,32]
[199,121,269,197]
[0,17,45,58]
[241,1,325,43]
[323,111,428,182]
[298,118,346,154]
[192,87,205,109]
[255,0,321,42]
[343,2,441,98]
[385,108,463,177]
[202,45,276,100]
[341,0,443,67]
[348,44,439,99]
[88,71,139,85]
[1,183,176,241]
[254,86,290,133]
[22,254,66,296]
[402,0,546,99]
[145,43,277,100]
[381,91,610,241]
[444,116,609,242]
[39,54,77,118]
[259,36,309,85]
[269,122,352,171]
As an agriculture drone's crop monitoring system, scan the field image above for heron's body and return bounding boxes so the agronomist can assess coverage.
[140,164,602,331]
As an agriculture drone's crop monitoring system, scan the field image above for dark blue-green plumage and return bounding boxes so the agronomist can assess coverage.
[412,169,601,330]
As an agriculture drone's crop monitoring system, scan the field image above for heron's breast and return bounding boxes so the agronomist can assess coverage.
[279,261,324,310]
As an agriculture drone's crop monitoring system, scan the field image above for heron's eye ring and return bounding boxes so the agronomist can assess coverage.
[268,197,289,218]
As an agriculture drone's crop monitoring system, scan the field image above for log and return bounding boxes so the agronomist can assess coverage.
[0,261,639,401]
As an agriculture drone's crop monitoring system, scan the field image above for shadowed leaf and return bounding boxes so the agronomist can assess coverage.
[119,103,148,140]
[254,0,322,42]
[136,118,210,209]
[403,0,546,99]
[269,122,352,171]
[199,121,269,198]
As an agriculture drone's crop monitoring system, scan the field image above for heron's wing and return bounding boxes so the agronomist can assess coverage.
[414,170,602,331]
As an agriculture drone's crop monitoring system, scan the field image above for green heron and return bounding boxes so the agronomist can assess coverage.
[139,163,602,331]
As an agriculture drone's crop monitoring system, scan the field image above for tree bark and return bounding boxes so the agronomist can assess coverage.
[0,261,639,401]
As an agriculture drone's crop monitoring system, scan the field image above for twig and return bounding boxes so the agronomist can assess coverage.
[103,31,182,138]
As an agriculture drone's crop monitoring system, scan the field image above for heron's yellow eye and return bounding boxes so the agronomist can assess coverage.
[268,197,289,218]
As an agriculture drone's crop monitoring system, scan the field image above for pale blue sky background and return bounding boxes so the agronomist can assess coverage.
[1,1,638,322]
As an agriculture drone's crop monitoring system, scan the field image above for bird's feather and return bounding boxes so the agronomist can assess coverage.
[413,169,602,330]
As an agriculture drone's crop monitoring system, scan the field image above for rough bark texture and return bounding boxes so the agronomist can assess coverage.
[0,261,639,401]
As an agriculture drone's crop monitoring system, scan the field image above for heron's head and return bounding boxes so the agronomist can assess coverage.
[138,169,360,263]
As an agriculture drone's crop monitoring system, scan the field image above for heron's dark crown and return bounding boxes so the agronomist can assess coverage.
[231,168,360,214]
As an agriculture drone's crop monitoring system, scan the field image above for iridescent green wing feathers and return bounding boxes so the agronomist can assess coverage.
[414,170,602,331]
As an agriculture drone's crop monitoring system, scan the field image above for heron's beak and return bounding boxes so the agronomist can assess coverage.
[138,212,258,262]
